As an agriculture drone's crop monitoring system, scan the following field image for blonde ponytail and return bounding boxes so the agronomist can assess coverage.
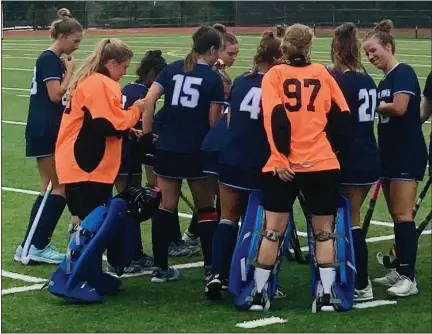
[68,38,133,95]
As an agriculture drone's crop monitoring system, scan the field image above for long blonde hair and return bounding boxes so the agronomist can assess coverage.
[68,38,133,94]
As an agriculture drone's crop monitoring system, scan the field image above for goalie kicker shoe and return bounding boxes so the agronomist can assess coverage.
[312,281,342,313]
[248,283,271,312]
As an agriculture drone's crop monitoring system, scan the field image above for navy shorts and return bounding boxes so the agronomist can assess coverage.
[118,139,142,176]
[219,164,263,192]
[202,150,220,176]
[25,136,56,158]
[340,168,380,186]
[380,163,426,182]
[154,150,206,179]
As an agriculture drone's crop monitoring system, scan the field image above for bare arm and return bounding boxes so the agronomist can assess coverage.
[377,93,411,117]
[420,97,432,123]
[141,83,164,134]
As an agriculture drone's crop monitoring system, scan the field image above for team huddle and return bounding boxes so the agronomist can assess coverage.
[14,8,432,313]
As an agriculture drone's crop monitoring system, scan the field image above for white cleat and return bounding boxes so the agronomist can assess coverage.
[387,276,418,297]
[372,269,401,287]
[354,279,374,302]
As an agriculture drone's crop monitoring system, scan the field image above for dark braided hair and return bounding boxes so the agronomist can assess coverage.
[136,50,167,84]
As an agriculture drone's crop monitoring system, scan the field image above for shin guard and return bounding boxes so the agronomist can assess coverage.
[308,196,356,312]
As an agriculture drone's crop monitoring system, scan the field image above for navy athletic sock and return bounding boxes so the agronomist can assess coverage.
[152,208,176,270]
[133,231,145,261]
[211,219,238,279]
[188,213,199,236]
[172,210,182,243]
[197,210,219,266]
[21,195,43,247]
[351,227,369,290]
[394,221,418,280]
[32,194,66,250]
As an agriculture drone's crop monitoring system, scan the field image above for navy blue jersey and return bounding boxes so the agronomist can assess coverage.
[377,63,428,170]
[329,70,380,171]
[121,82,148,129]
[201,107,230,152]
[219,72,270,171]
[25,50,65,138]
[424,72,432,136]
[154,60,225,153]
[122,82,148,109]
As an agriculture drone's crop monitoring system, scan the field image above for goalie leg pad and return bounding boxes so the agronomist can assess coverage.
[48,198,129,303]
[308,196,356,312]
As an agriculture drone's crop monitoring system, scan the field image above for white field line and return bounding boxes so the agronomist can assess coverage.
[1,284,45,295]
[1,270,46,283]
[236,316,287,329]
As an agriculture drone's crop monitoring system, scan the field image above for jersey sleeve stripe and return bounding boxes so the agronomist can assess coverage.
[43,77,61,82]
[153,81,164,91]
[393,90,415,96]
[211,100,226,104]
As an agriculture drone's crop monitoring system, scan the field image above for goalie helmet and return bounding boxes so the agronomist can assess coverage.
[115,185,161,222]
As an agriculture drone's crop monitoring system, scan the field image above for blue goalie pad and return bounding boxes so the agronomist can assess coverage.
[307,195,356,312]
[229,191,292,310]
[47,198,131,303]
[106,213,141,276]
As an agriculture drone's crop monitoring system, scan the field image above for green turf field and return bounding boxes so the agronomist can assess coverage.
[1,32,431,333]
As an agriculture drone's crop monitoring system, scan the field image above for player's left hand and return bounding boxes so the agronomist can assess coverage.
[129,128,143,141]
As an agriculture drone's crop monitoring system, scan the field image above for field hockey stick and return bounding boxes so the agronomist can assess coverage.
[362,181,381,236]
[413,176,431,218]
[21,181,53,265]
[416,209,432,236]
[180,191,196,214]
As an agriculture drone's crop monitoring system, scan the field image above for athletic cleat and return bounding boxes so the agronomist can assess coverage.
[387,276,418,297]
[13,245,23,262]
[274,285,287,299]
[151,267,180,283]
[248,289,271,312]
[373,269,401,287]
[15,244,65,264]
[168,240,200,257]
[205,273,222,299]
[221,278,229,290]
[354,279,374,302]
[182,229,201,248]
[107,254,156,274]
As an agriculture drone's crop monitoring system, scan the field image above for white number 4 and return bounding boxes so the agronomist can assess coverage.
[30,67,37,95]
[240,87,261,119]
[358,88,377,122]
[172,74,203,108]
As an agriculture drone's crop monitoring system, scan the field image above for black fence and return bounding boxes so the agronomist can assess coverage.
[3,1,432,39]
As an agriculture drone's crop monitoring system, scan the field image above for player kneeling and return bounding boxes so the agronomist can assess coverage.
[46,185,161,303]
[230,24,355,312]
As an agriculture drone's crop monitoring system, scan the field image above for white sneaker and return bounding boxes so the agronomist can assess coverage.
[387,276,418,297]
[354,279,374,302]
[373,269,401,287]
[182,230,201,247]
